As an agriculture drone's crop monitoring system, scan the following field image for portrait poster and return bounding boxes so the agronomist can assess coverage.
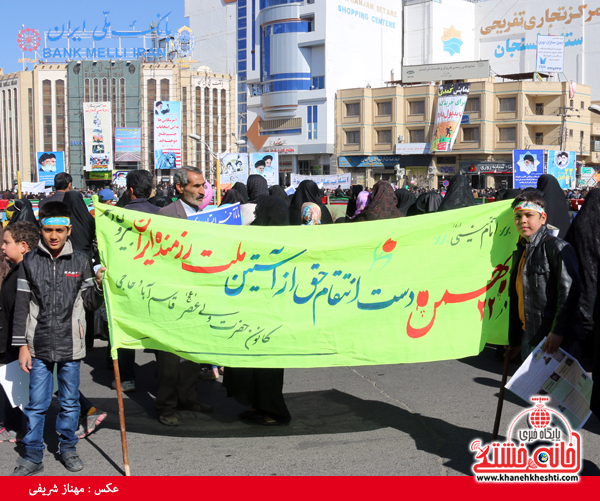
[250,152,279,187]
[83,102,113,172]
[154,101,182,169]
[513,149,544,189]
[547,150,576,190]
[221,153,249,185]
[36,151,65,187]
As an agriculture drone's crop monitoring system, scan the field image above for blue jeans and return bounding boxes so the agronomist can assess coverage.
[22,359,80,464]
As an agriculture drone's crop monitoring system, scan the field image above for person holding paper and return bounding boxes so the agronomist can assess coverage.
[0,222,39,443]
[505,191,582,362]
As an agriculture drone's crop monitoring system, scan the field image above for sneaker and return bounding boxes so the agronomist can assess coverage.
[76,407,107,439]
[61,451,84,472]
[0,424,25,443]
[111,379,135,392]
[11,457,44,476]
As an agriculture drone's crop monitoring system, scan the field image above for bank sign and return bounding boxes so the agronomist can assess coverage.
[20,11,195,61]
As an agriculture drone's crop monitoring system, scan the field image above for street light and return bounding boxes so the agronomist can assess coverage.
[589,104,600,115]
[188,134,246,205]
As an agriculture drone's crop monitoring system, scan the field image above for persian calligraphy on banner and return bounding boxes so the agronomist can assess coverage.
[187,203,242,226]
[95,199,517,368]
[291,174,352,190]
[154,101,182,169]
[430,83,470,153]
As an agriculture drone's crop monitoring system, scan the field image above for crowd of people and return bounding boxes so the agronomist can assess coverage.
[0,167,599,476]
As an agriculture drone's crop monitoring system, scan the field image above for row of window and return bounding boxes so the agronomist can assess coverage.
[344,126,514,145]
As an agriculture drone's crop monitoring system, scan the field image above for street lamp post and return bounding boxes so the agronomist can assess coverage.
[188,134,246,205]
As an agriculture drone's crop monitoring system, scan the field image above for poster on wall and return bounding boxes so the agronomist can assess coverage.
[547,150,576,189]
[430,83,470,153]
[154,101,182,169]
[250,152,279,187]
[83,102,112,172]
[112,171,129,189]
[536,35,565,73]
[221,153,249,185]
[115,128,142,162]
[36,151,65,187]
[513,149,544,189]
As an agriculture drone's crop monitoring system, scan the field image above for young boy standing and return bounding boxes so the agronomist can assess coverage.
[10,202,105,476]
[0,222,40,443]
[506,191,582,361]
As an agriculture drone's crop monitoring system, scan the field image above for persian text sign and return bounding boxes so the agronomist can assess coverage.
[536,35,565,73]
[95,200,516,368]
[187,203,242,226]
[430,83,470,153]
[83,102,113,172]
[154,101,181,169]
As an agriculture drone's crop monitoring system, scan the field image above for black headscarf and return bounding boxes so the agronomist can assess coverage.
[269,185,291,207]
[232,182,249,204]
[353,181,402,222]
[495,188,507,201]
[438,174,476,211]
[345,185,363,219]
[499,189,521,200]
[406,192,443,216]
[394,189,416,217]
[149,195,173,208]
[252,195,289,227]
[116,191,130,208]
[289,180,333,225]
[246,175,269,203]
[536,174,571,239]
[63,191,95,255]
[7,199,38,227]
[220,189,245,206]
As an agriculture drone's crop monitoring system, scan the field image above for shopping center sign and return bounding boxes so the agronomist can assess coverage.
[18,11,195,61]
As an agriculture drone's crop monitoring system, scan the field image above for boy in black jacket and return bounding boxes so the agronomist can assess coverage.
[10,202,105,476]
[506,191,582,362]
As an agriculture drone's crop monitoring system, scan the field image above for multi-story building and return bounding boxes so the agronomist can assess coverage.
[337,80,592,189]
[186,0,402,184]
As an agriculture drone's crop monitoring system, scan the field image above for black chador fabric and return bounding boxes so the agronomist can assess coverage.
[536,174,571,239]
[232,182,249,204]
[353,181,402,222]
[7,199,38,227]
[346,185,363,219]
[246,175,269,203]
[499,189,522,200]
[268,185,291,207]
[220,189,245,206]
[438,173,476,211]
[406,192,442,216]
[289,180,333,225]
[63,191,95,255]
[565,189,600,420]
[395,189,416,217]
[223,194,291,423]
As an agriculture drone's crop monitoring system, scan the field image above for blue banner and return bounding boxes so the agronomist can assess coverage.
[513,149,544,189]
[187,203,242,225]
[37,151,65,187]
[547,150,576,190]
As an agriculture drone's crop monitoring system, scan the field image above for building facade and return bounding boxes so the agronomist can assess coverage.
[337,80,592,188]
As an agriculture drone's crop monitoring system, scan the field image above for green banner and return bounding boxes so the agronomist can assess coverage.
[95,199,517,368]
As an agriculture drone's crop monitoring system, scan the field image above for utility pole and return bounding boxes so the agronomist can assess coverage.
[557,106,581,151]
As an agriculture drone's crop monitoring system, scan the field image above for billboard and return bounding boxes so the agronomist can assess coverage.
[536,35,565,73]
[547,150,576,189]
[513,149,544,189]
[115,128,142,162]
[83,102,113,172]
[112,171,129,189]
[154,101,182,169]
[36,151,65,187]
[291,173,352,190]
[221,153,249,185]
[430,83,470,152]
[402,60,489,83]
[250,153,279,187]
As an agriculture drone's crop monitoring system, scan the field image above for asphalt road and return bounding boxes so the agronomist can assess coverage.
[2,341,599,476]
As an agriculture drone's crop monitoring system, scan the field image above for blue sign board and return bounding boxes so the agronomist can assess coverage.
[547,150,576,189]
[187,203,242,226]
[461,114,470,124]
[513,149,544,189]
[37,151,65,187]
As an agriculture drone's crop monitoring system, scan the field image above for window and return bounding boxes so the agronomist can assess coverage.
[312,76,324,89]
[308,105,318,140]
[409,100,425,115]
[55,80,65,152]
[160,79,170,101]
[409,129,425,143]
[346,102,360,117]
[464,97,480,113]
[42,79,52,152]
[462,127,480,142]
[377,129,392,144]
[377,101,392,116]
[535,103,544,115]
[581,101,585,109]
[570,129,574,138]
[499,97,517,112]
[345,130,360,144]
[499,127,516,142]
[570,99,574,108]
[147,79,156,168]
[535,132,544,145]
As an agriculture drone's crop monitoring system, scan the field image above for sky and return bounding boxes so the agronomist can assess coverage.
[1,0,188,74]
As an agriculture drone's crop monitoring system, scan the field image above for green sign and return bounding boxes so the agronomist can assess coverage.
[95,199,517,368]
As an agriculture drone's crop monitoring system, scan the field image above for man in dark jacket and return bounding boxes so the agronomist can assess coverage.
[156,166,212,426]
[506,191,582,361]
[124,170,159,215]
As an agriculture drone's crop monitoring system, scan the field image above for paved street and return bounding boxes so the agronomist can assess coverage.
[2,341,599,476]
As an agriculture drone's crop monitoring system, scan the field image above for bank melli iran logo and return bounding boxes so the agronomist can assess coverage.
[470,397,581,479]
[442,26,463,56]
